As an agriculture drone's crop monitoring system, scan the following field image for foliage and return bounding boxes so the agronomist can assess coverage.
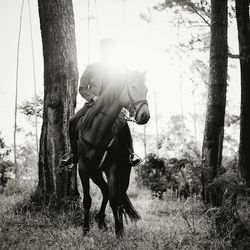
[0,132,38,194]
[18,95,43,118]
[20,187,81,212]
[136,153,202,199]
[153,0,211,51]
[157,114,202,159]
[135,154,170,199]
[2,179,34,196]
[154,0,211,24]
[0,161,14,193]
[0,136,11,161]
[135,155,250,248]
[1,159,250,249]
[204,159,250,248]
[16,139,38,182]
[2,186,250,249]
[0,136,13,193]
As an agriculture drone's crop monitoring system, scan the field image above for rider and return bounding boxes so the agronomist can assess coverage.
[61,39,141,166]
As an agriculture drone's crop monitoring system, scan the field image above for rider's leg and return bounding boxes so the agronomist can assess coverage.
[61,116,78,165]
[61,105,89,166]
[121,121,142,167]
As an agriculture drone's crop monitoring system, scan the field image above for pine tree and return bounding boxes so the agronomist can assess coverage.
[201,0,228,206]
[37,0,79,205]
[235,0,250,187]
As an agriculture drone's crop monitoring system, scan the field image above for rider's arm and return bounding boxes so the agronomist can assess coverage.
[79,65,96,102]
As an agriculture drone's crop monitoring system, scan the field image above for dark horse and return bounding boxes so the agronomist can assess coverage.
[75,70,150,237]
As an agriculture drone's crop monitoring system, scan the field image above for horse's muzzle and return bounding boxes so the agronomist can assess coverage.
[136,110,150,124]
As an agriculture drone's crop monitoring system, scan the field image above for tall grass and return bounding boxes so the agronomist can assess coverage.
[0,173,248,249]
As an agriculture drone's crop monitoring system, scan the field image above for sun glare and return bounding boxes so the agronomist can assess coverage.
[111,40,156,72]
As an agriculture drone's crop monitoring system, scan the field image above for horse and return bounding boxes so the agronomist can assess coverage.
[75,70,150,237]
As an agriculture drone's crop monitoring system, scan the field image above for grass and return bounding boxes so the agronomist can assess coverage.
[0,177,245,249]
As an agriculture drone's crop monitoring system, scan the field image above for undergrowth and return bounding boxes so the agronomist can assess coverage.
[1,170,250,249]
[1,189,249,250]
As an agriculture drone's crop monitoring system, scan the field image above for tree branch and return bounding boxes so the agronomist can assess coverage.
[184,0,210,27]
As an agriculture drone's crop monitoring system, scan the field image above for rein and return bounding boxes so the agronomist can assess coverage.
[101,110,135,123]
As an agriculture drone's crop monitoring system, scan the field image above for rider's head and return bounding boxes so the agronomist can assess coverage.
[100,38,116,63]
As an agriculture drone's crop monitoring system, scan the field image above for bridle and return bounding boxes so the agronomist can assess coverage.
[126,82,148,122]
[99,74,148,123]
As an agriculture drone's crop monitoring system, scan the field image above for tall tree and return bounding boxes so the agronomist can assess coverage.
[201,0,228,206]
[37,0,79,204]
[235,0,250,188]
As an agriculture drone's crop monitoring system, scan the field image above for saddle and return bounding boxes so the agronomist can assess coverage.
[62,102,140,167]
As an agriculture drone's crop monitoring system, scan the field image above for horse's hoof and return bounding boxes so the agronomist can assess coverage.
[115,230,125,238]
[95,214,107,231]
[98,221,108,231]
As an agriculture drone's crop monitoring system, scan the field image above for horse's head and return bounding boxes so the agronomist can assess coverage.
[120,71,150,125]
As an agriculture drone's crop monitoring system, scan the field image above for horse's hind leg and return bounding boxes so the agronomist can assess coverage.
[90,170,109,230]
[79,156,91,235]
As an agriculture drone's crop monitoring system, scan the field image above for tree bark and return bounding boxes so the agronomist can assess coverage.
[37,0,79,203]
[201,0,228,206]
[235,0,250,188]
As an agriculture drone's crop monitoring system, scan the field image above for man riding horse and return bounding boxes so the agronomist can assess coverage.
[61,39,141,167]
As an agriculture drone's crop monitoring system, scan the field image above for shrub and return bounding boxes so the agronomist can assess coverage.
[3,179,36,196]
[0,135,13,192]
[135,154,202,199]
[135,153,170,199]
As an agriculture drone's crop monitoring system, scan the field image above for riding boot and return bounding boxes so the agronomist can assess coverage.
[61,152,78,166]
[61,154,74,166]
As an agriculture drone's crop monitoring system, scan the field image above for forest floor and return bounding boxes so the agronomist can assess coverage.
[0,179,247,250]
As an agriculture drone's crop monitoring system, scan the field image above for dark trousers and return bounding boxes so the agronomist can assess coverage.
[69,102,93,161]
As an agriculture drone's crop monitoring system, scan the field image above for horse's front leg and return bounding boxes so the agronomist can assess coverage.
[90,170,109,230]
[108,166,124,237]
[79,156,92,235]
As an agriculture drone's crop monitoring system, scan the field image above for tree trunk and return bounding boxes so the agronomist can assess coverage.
[201,0,228,206]
[235,0,250,188]
[37,0,79,204]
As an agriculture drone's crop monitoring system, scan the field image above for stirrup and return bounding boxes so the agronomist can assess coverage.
[129,153,142,167]
[61,154,73,166]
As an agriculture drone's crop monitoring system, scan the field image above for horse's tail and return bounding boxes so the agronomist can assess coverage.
[122,193,141,222]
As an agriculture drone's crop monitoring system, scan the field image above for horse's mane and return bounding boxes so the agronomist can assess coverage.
[78,70,144,134]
